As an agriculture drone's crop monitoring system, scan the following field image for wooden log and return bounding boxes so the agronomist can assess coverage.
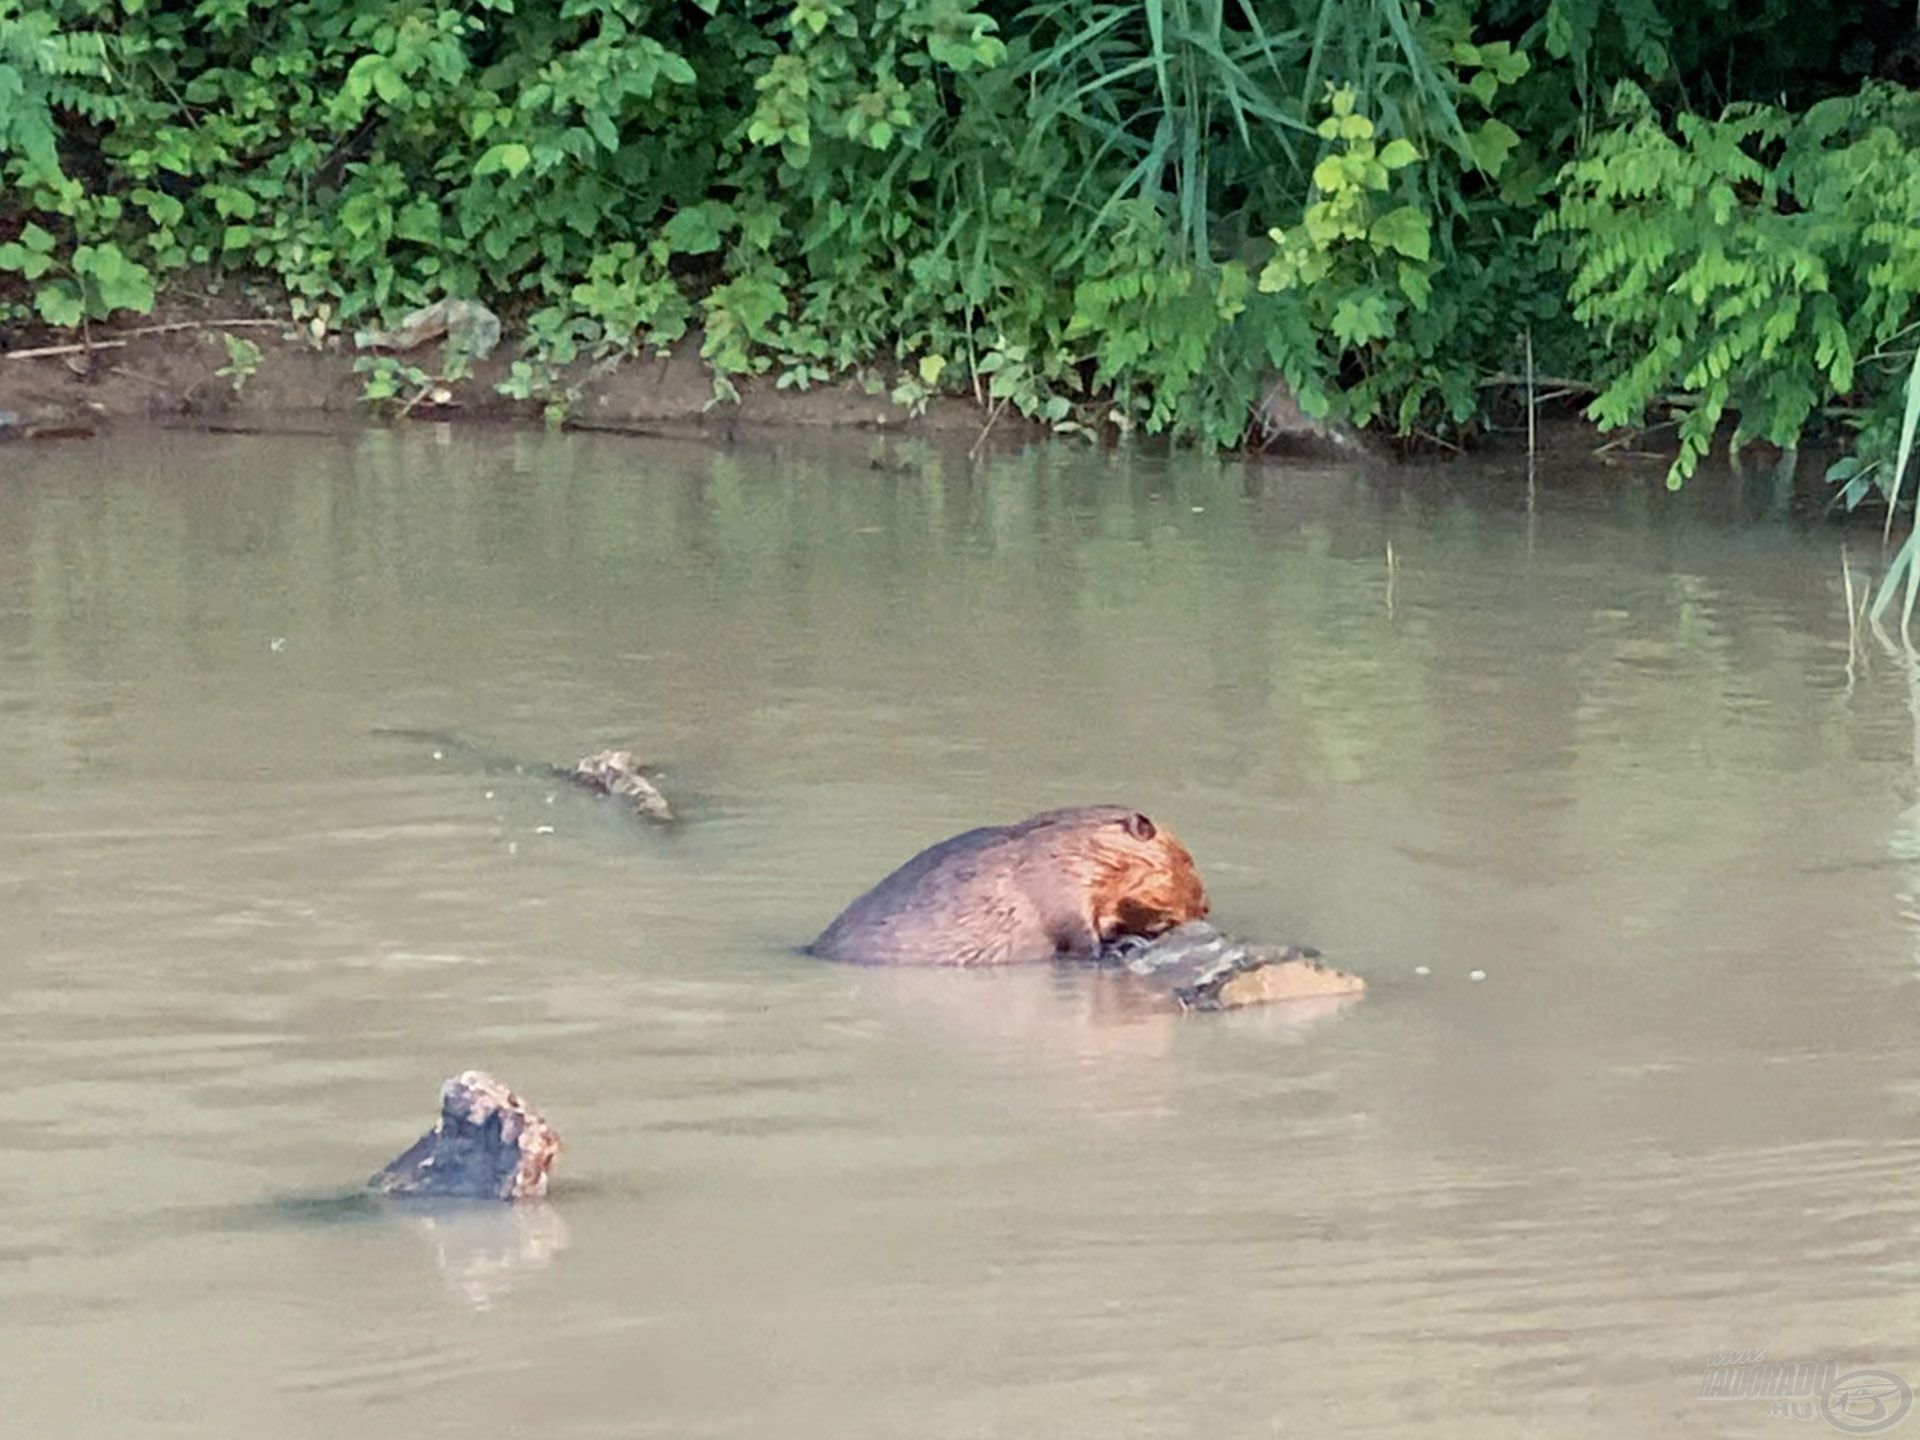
[567,748,674,823]
[370,1071,561,1201]
[1096,922,1365,1011]
[373,729,677,825]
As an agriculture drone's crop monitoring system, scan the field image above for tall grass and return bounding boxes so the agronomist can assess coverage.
[1871,346,1920,627]
[1013,0,1467,264]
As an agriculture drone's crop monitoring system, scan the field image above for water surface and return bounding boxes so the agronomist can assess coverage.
[4,428,1917,1438]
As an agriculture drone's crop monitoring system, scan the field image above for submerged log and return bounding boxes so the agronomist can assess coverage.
[1096,921,1365,1011]
[567,748,675,824]
[370,1071,561,1201]
[374,729,677,825]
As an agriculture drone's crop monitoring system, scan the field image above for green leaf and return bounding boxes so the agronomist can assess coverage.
[661,205,724,256]
[212,188,258,221]
[1370,206,1431,261]
[344,54,385,103]
[584,109,619,152]
[1545,0,1575,57]
[36,281,85,328]
[20,223,55,254]
[75,244,155,314]
[1378,138,1419,170]
[474,143,532,178]
[372,63,407,105]
[134,187,185,227]
[1398,262,1432,310]
[394,200,442,246]
[338,192,388,240]
[1485,42,1531,84]
[1331,292,1395,347]
[1465,119,1521,175]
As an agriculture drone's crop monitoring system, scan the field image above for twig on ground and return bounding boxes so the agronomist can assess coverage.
[5,318,286,362]
[969,395,1007,459]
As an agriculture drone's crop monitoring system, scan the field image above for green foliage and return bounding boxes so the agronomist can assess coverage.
[0,222,154,325]
[1261,85,1441,426]
[0,0,1914,486]
[352,353,431,409]
[1255,17,1557,436]
[1548,80,1920,488]
[1864,350,1920,625]
[216,333,263,393]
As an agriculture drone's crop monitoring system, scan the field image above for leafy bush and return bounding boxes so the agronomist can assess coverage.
[1,0,1915,482]
[1547,80,1920,488]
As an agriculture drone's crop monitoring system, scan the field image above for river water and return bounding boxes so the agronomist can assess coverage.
[3,428,1918,1439]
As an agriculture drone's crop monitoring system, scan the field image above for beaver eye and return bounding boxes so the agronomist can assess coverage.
[1123,812,1157,841]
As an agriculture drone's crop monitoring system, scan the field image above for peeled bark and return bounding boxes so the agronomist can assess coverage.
[1097,922,1365,1011]
[373,729,676,825]
[567,749,675,824]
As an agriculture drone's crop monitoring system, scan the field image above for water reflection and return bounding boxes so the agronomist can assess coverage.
[403,1200,570,1310]
[846,962,1365,1080]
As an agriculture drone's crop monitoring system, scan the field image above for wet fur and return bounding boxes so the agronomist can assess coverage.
[808,806,1209,966]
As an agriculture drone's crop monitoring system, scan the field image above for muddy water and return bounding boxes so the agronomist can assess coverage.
[3,429,1918,1439]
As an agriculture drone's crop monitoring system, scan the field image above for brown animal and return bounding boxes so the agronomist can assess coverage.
[808,806,1210,966]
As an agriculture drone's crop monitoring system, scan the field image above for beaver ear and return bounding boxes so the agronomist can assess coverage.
[1123,812,1157,841]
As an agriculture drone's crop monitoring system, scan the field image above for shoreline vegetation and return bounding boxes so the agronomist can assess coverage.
[3,2,1918,572]
[0,300,1701,466]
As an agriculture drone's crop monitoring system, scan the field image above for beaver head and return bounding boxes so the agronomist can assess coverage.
[1030,806,1210,944]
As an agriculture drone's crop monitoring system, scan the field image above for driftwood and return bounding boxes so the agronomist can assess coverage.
[1097,922,1365,1011]
[567,748,674,823]
[370,1071,561,1202]
[375,729,677,824]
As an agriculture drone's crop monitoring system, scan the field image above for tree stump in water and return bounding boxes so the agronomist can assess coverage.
[1097,922,1365,1011]
[370,1071,561,1201]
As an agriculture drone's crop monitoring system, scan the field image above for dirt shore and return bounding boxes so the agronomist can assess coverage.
[0,305,1016,444]
[0,303,1712,482]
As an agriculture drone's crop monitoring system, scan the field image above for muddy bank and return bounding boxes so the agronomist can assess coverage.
[0,305,1024,443]
[0,304,1446,460]
[2,306,1796,490]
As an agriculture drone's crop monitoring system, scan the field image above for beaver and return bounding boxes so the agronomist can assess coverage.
[808,805,1209,966]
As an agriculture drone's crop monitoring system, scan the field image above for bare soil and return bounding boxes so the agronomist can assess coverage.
[0,300,1013,443]
[0,298,1728,483]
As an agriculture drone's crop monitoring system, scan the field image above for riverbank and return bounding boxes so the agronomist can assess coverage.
[0,301,1685,481]
[0,302,1012,444]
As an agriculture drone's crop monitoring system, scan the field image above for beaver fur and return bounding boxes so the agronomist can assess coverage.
[808,805,1209,966]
